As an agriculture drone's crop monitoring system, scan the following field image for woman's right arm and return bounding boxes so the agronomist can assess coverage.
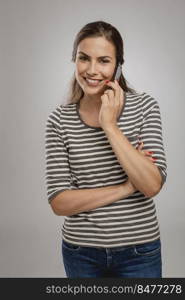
[50,140,154,216]
[50,180,136,216]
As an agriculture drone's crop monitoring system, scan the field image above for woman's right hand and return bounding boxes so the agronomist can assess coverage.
[136,140,155,162]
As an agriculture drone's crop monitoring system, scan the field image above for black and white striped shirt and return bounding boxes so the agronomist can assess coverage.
[45,91,167,248]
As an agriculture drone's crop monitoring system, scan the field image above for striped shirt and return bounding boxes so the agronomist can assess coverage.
[45,91,167,248]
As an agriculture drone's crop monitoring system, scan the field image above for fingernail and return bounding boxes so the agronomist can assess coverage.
[152,158,157,161]
[148,151,154,154]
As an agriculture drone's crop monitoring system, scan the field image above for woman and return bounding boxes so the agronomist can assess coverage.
[45,21,167,278]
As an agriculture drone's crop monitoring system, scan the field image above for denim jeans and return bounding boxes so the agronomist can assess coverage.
[62,238,162,278]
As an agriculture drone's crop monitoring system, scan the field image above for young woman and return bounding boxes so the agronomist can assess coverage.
[45,21,167,278]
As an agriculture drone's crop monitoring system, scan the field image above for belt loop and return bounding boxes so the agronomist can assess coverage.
[106,248,112,268]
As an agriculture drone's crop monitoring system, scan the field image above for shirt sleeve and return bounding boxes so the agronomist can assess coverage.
[44,111,72,203]
[139,93,167,188]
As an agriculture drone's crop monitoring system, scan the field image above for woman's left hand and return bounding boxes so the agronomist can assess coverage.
[99,79,125,130]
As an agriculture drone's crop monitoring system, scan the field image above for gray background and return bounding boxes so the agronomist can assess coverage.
[0,0,184,277]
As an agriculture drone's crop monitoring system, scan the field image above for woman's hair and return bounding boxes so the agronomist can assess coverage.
[66,20,136,104]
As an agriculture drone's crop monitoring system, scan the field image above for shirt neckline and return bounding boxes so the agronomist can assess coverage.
[76,91,127,131]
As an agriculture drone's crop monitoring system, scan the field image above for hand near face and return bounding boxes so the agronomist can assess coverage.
[99,80,125,130]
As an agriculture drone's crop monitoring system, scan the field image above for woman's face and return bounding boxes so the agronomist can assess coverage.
[75,36,117,96]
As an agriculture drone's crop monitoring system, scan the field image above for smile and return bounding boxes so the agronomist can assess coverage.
[83,77,103,87]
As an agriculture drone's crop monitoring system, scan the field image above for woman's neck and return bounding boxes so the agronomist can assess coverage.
[80,94,102,113]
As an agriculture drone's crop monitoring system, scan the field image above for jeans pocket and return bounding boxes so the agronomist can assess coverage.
[62,239,81,251]
[134,239,161,256]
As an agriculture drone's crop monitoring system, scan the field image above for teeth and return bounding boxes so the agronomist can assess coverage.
[86,78,100,83]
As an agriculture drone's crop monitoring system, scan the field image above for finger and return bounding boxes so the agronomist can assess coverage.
[144,151,155,157]
[115,79,121,100]
[104,91,114,106]
[139,152,154,164]
[101,94,109,105]
[105,80,120,102]
[139,149,153,157]
[104,89,115,103]
[144,150,154,157]
[137,141,144,150]
[148,157,155,162]
[144,153,156,164]
[105,80,116,90]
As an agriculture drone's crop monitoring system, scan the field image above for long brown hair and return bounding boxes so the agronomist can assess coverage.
[65,20,136,104]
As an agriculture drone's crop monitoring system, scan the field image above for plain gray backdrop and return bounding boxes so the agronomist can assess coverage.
[0,0,184,277]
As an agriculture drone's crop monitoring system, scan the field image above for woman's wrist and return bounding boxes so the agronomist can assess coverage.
[118,179,136,198]
[126,179,137,193]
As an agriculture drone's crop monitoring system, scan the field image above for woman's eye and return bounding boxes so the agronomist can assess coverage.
[79,56,87,61]
[101,60,109,63]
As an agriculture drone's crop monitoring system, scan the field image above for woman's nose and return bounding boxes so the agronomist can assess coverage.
[87,62,98,75]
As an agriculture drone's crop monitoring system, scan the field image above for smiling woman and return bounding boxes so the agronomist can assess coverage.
[67,21,136,107]
[44,20,167,279]
[75,37,116,102]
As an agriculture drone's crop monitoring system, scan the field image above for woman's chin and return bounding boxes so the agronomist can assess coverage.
[83,85,106,95]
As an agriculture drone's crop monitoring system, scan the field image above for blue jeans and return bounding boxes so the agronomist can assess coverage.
[62,238,162,278]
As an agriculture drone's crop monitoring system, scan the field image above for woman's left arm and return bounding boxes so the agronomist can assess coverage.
[100,80,167,198]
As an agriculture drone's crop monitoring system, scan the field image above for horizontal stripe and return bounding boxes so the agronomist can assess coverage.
[45,91,167,248]
[62,232,160,248]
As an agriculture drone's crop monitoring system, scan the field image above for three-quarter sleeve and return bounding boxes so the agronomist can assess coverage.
[139,93,167,188]
[45,113,72,203]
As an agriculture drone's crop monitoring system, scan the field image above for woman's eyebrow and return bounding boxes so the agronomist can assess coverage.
[78,51,112,59]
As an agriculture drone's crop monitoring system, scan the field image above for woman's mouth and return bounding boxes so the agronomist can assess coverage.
[83,77,103,87]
